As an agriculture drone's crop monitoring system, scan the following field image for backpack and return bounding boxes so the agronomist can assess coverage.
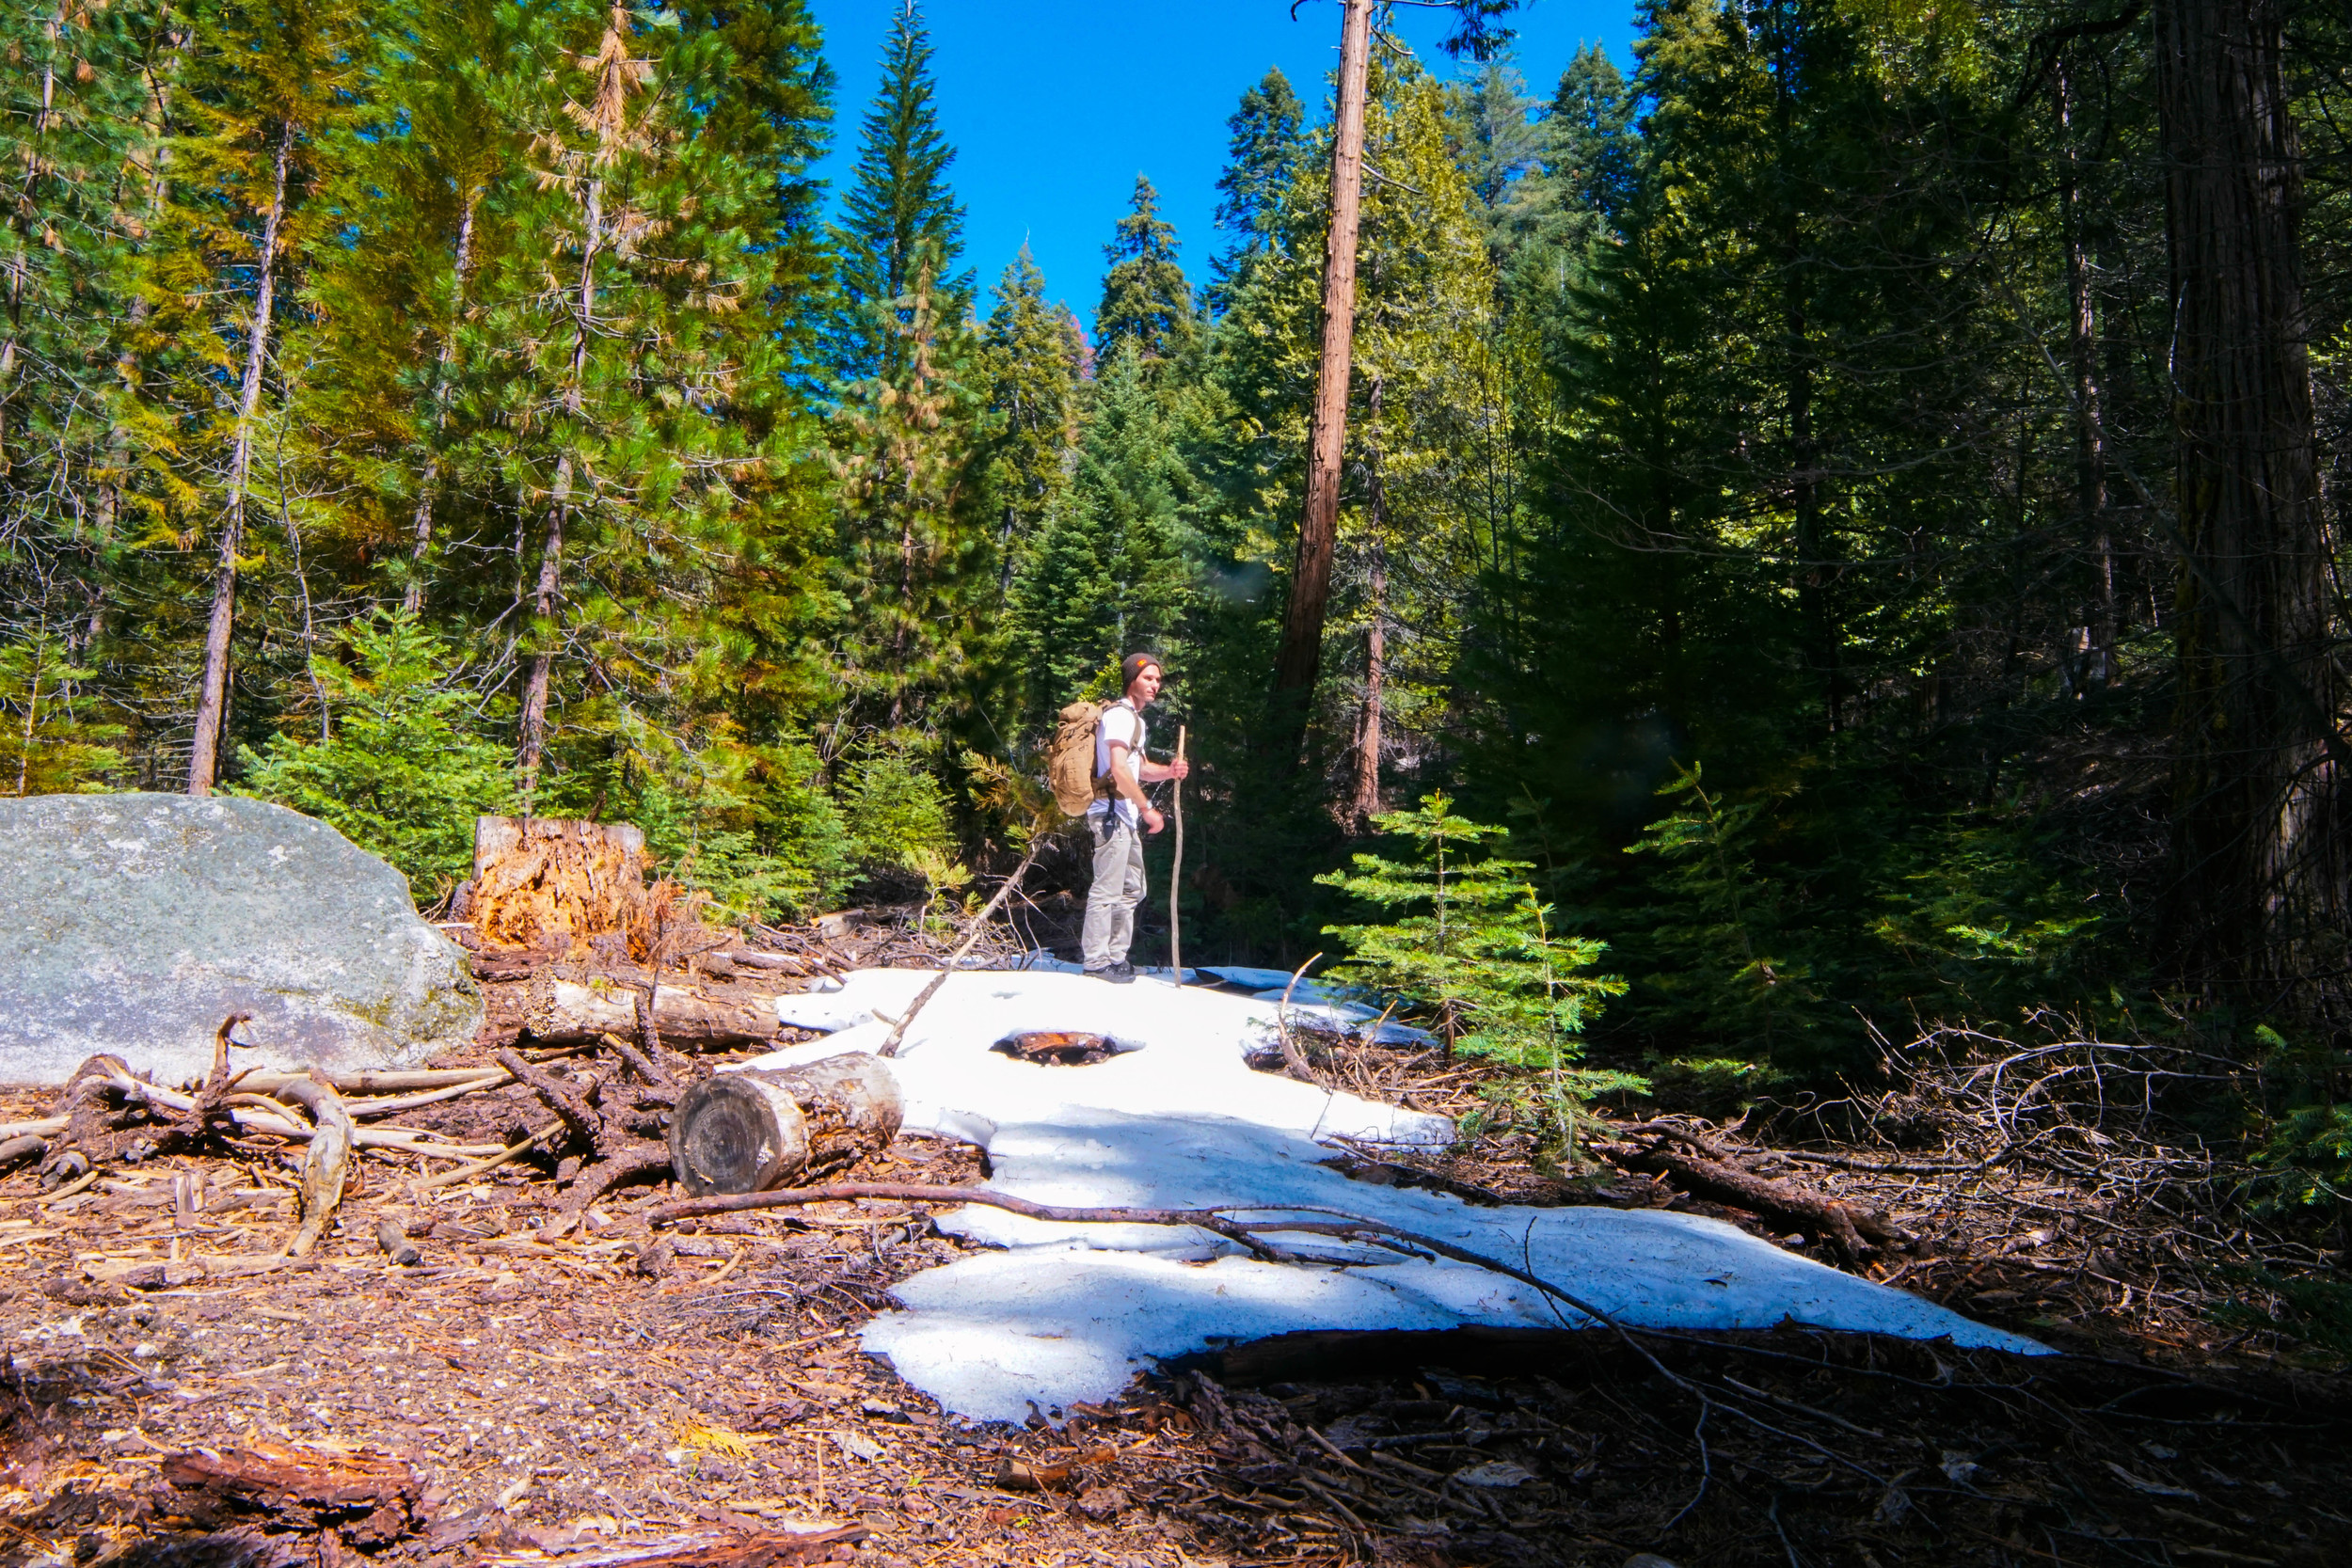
[1047,700,1118,817]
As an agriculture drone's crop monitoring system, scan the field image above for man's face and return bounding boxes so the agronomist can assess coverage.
[1128,663,1163,707]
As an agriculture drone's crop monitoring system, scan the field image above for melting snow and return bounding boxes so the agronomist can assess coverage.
[742,969,2048,1422]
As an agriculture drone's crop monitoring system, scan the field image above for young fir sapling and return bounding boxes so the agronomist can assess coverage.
[1316,792,1639,1158]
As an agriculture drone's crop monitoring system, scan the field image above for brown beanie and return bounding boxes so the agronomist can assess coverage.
[1120,653,1164,689]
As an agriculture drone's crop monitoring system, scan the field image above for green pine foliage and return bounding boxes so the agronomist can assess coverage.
[234,610,515,897]
[0,634,123,794]
[976,246,1085,578]
[828,267,989,735]
[828,0,967,383]
[1211,68,1304,272]
[1005,349,1192,721]
[1317,792,1627,1079]
[0,0,151,636]
[838,743,956,871]
[1095,175,1194,366]
[1620,762,1830,1057]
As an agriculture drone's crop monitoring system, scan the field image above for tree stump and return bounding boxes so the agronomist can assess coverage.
[669,1055,901,1196]
[462,816,646,950]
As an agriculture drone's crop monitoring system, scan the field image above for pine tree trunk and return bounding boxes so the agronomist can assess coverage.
[517,463,567,790]
[2058,62,2115,681]
[2154,0,2344,1015]
[519,165,603,787]
[187,117,295,798]
[1270,0,1372,743]
[0,8,54,477]
[404,190,480,615]
[1770,11,1836,736]
[1350,540,1385,830]
[1348,375,1388,830]
[94,22,186,556]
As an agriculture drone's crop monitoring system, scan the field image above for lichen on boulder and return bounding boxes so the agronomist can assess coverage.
[0,793,482,1086]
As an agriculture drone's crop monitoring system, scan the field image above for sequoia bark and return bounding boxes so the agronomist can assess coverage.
[2154,0,2346,1017]
[1269,0,1372,750]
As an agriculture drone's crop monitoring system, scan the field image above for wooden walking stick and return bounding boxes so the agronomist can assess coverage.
[1168,725,1187,987]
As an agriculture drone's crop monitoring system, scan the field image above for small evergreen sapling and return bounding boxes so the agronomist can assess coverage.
[1315,792,1629,1085]
[235,610,516,901]
[0,637,124,796]
[1623,761,1824,1055]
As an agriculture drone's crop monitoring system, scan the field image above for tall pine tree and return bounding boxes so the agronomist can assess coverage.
[0,0,152,650]
[976,245,1084,591]
[1209,66,1304,300]
[828,0,965,385]
[140,0,360,793]
[1096,176,1193,366]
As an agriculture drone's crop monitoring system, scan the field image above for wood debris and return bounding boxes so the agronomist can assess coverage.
[3,898,2347,1566]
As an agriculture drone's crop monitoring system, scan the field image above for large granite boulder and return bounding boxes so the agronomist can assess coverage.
[0,793,483,1086]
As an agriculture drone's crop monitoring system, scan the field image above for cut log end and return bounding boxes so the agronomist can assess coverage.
[668,1074,808,1197]
[666,1056,901,1197]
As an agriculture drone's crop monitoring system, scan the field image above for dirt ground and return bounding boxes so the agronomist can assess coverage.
[5,989,2351,1567]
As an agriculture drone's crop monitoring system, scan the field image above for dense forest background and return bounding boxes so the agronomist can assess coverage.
[5,0,2351,1149]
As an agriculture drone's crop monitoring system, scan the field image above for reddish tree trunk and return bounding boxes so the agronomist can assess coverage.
[2155,0,2344,1013]
[1270,0,1372,746]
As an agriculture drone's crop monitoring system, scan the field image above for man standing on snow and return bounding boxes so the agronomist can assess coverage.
[1084,653,1188,983]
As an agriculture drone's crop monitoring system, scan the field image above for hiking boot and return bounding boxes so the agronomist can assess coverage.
[1087,960,1136,985]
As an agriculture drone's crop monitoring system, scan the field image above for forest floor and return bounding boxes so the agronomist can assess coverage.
[3,923,2348,1568]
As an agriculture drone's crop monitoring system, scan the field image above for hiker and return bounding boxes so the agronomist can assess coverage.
[1082,653,1188,983]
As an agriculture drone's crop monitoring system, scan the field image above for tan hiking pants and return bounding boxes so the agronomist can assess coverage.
[1081,813,1147,970]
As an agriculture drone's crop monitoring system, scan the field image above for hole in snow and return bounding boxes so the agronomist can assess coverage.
[989,1031,1135,1067]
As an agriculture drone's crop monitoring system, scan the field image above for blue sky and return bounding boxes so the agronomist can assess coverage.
[803,0,1637,333]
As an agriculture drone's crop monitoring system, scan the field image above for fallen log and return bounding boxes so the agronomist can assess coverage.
[88,1252,313,1290]
[523,977,781,1046]
[667,1056,901,1196]
[476,1524,869,1567]
[723,949,821,974]
[156,1441,420,1546]
[0,1116,67,1140]
[1606,1123,1910,1258]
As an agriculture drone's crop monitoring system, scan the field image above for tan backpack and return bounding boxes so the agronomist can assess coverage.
[1047,700,1116,817]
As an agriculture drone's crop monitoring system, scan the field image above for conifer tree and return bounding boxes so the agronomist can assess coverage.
[829,265,985,734]
[1005,349,1189,716]
[1210,66,1304,293]
[1318,790,1622,1070]
[1095,176,1193,365]
[977,245,1083,586]
[829,0,966,384]
[486,1,819,804]
[0,0,151,636]
[142,0,359,794]
[299,0,534,617]
[1447,60,1541,264]
[0,632,122,793]
[1546,44,1637,222]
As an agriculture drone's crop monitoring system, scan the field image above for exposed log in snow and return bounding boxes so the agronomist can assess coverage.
[666,1055,900,1196]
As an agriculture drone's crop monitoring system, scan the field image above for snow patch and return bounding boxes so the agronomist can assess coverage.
[742,969,2047,1422]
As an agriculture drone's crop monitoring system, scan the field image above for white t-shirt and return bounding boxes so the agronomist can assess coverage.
[1089,700,1147,829]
